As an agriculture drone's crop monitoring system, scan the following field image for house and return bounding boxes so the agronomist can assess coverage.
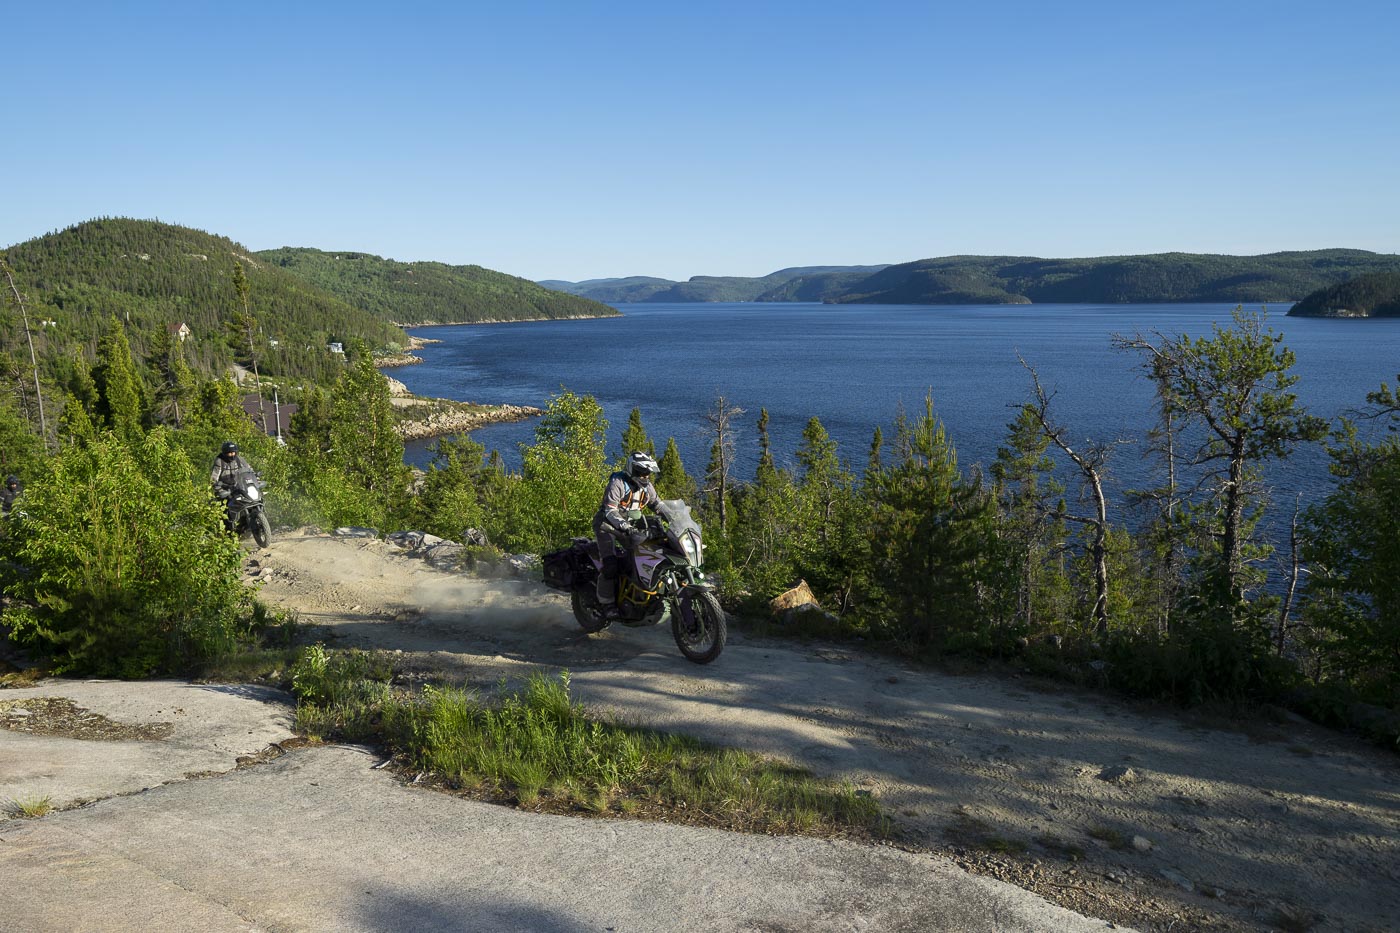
[241,394,298,439]
[167,322,192,342]
[328,341,344,354]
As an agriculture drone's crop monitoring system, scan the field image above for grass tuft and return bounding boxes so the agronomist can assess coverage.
[288,649,889,840]
[9,796,53,818]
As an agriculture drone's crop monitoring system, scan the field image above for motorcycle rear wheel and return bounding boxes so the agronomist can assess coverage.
[571,589,611,633]
[252,511,272,548]
[673,590,726,664]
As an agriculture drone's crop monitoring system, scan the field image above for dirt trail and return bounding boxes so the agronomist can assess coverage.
[253,531,1400,932]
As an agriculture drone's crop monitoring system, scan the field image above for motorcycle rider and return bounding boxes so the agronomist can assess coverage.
[594,451,661,617]
[211,441,253,520]
[1,475,21,517]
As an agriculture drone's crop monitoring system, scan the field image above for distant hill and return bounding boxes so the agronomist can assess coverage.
[1288,272,1400,318]
[547,251,1400,306]
[0,218,405,384]
[260,248,618,324]
[543,266,890,303]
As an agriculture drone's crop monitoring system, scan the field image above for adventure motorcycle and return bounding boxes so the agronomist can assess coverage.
[542,499,726,664]
[219,468,272,548]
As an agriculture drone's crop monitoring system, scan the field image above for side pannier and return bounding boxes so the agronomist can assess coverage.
[542,538,595,590]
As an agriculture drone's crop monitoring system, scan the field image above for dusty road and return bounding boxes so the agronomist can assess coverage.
[247,531,1400,932]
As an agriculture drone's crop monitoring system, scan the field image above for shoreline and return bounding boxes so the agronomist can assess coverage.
[382,375,540,441]
[394,401,542,441]
[392,311,621,328]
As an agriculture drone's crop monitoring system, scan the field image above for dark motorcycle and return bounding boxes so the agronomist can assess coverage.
[219,468,271,548]
[542,499,726,664]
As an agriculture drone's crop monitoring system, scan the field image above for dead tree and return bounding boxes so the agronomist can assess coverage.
[703,395,744,533]
[1,259,50,447]
[1021,358,1113,637]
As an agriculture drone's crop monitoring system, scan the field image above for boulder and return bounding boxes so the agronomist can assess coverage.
[770,580,818,616]
[333,527,379,539]
[387,531,425,550]
[462,527,490,547]
[423,543,466,571]
[506,554,540,577]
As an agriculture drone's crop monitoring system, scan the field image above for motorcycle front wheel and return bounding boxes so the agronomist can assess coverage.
[570,589,611,634]
[252,510,271,548]
[673,590,726,664]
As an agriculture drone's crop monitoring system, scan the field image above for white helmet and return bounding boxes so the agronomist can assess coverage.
[626,451,659,480]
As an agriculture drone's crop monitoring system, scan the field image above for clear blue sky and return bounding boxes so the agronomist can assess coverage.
[4,0,1397,281]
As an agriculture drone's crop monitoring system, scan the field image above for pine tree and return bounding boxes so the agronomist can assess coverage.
[149,329,196,428]
[864,393,1000,645]
[1117,308,1328,619]
[656,437,697,502]
[618,407,655,464]
[992,403,1068,632]
[92,316,147,444]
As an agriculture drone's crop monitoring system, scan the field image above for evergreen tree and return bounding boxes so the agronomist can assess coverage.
[864,394,1001,646]
[91,316,147,443]
[325,341,410,526]
[655,437,697,502]
[1119,309,1328,619]
[229,261,269,433]
[1301,377,1400,701]
[618,407,655,464]
[148,328,196,428]
[992,403,1068,631]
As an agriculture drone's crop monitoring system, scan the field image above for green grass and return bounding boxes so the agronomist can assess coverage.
[9,796,53,818]
[289,648,888,839]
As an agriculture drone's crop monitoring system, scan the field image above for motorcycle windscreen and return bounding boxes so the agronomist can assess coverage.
[657,499,700,537]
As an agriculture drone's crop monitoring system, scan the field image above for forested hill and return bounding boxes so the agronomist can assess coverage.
[541,266,891,303]
[547,251,1400,305]
[1287,272,1400,318]
[0,218,406,383]
[259,248,618,324]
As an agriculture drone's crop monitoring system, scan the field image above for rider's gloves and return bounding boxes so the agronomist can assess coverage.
[628,528,648,547]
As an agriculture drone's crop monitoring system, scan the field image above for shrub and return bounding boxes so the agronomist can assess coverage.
[0,429,250,677]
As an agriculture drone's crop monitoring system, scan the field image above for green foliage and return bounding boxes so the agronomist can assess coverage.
[1301,385,1400,702]
[0,397,47,483]
[617,407,655,464]
[655,436,697,502]
[257,247,618,324]
[273,346,411,531]
[495,390,608,553]
[1132,309,1328,616]
[992,404,1070,630]
[91,316,147,442]
[0,429,250,677]
[862,395,1008,647]
[413,435,501,541]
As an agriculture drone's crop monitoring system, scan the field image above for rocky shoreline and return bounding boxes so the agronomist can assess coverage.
[383,375,540,440]
[374,334,442,368]
[394,401,542,441]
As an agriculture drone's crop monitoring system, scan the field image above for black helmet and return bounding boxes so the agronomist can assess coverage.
[626,451,659,479]
[4,475,17,487]
[221,441,238,457]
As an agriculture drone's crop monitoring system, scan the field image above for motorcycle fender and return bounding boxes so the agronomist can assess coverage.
[677,582,712,600]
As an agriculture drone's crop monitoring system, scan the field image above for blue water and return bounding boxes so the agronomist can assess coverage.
[391,303,1400,511]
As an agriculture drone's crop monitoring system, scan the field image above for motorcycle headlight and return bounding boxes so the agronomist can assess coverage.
[682,530,702,566]
[245,485,261,502]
